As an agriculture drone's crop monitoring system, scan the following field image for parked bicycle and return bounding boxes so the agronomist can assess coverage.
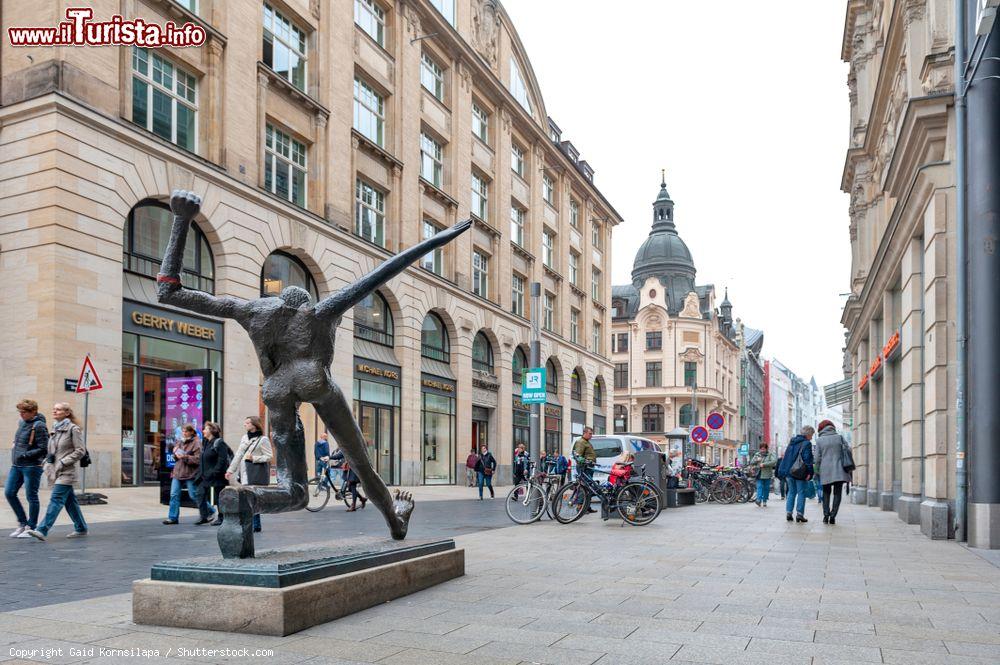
[551,460,662,525]
[306,463,360,512]
[504,459,564,524]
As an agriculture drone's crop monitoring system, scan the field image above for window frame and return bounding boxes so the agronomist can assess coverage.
[542,174,555,206]
[646,331,662,351]
[265,122,307,207]
[614,363,628,389]
[353,290,394,347]
[354,177,386,247]
[684,361,698,388]
[511,143,525,178]
[545,359,558,393]
[569,308,580,344]
[472,250,490,299]
[570,199,580,229]
[353,76,385,147]
[543,292,554,332]
[591,267,602,301]
[472,102,489,144]
[123,200,214,293]
[472,332,494,374]
[420,132,443,187]
[568,251,579,286]
[592,220,602,250]
[509,204,525,247]
[420,51,445,102]
[642,404,664,433]
[646,361,662,387]
[614,404,628,433]
[542,229,555,269]
[509,57,532,113]
[263,3,308,92]
[471,172,489,221]
[421,313,450,362]
[592,321,602,354]
[354,0,386,47]
[260,250,318,301]
[421,220,443,275]
[131,47,198,152]
[511,273,525,317]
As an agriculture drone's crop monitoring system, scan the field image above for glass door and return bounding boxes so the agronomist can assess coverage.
[139,370,164,485]
[359,403,395,485]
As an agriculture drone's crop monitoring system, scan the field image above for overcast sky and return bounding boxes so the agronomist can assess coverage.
[502,0,851,387]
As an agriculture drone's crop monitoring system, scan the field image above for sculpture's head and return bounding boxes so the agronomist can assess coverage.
[279,285,312,308]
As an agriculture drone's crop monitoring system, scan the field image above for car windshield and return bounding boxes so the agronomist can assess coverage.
[589,436,623,458]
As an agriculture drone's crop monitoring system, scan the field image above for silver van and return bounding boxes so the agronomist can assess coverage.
[587,434,664,482]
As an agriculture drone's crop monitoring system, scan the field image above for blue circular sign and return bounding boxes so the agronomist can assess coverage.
[707,412,725,430]
[691,426,709,443]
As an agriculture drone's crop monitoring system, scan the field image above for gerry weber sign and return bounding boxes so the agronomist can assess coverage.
[123,301,223,351]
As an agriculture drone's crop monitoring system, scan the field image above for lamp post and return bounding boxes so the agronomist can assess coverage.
[529,282,542,465]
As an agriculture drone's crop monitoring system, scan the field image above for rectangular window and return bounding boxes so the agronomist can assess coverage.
[421,220,443,275]
[471,173,488,221]
[421,52,444,101]
[429,0,455,24]
[420,132,443,187]
[511,144,525,177]
[684,361,697,388]
[263,4,307,92]
[131,47,197,151]
[353,77,385,147]
[542,230,555,269]
[510,58,532,113]
[510,205,524,247]
[176,0,197,11]
[570,308,580,344]
[591,267,601,301]
[265,123,307,207]
[354,0,385,46]
[615,332,629,353]
[570,199,580,229]
[472,103,489,144]
[543,293,554,332]
[569,252,579,286]
[511,273,525,317]
[354,178,385,246]
[472,250,489,298]
[542,174,555,205]
[646,362,662,387]
[592,221,602,250]
[593,322,602,354]
[646,331,662,350]
[614,363,628,389]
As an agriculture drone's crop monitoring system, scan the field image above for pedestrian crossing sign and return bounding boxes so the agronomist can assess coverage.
[76,355,103,393]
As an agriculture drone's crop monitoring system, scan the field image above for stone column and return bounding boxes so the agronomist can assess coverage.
[311,112,327,216]
[867,318,881,508]
[256,72,269,189]
[897,237,924,523]
[852,341,869,504]
[880,290,895,512]
[206,37,225,165]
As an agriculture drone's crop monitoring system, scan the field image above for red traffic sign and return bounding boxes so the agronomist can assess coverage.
[707,412,725,430]
[76,355,103,393]
[691,426,709,443]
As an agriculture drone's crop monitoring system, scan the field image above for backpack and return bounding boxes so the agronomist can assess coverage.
[554,455,569,475]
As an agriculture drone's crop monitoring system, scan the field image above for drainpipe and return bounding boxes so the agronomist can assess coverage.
[954,0,968,542]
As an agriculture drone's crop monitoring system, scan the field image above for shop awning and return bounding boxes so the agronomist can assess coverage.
[421,357,455,380]
[354,338,401,368]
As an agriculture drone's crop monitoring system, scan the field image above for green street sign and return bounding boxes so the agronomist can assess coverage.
[521,367,546,404]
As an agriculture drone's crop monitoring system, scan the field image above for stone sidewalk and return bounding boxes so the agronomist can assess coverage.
[4,499,1000,664]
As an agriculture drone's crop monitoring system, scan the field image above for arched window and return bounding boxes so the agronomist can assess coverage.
[512,346,527,385]
[124,200,215,292]
[261,251,318,300]
[545,358,558,394]
[472,332,494,373]
[593,379,603,407]
[421,313,450,362]
[679,404,694,428]
[354,291,393,347]
[642,404,664,433]
[571,368,583,401]
[614,405,628,433]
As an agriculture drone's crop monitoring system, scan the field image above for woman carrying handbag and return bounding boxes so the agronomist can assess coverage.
[226,416,273,533]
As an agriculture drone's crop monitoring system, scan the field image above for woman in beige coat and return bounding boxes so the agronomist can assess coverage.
[225,416,273,532]
[26,403,87,540]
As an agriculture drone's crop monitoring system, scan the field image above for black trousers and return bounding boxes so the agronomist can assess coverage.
[822,481,846,518]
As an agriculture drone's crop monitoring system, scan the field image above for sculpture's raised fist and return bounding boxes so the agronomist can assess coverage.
[170,189,202,220]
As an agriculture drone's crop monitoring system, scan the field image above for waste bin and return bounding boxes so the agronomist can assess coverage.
[634,450,668,495]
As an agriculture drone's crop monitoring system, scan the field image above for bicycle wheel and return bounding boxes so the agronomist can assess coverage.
[552,481,589,524]
[505,483,546,524]
[306,477,330,512]
[341,483,365,509]
[616,481,661,525]
[544,479,561,520]
[694,481,709,503]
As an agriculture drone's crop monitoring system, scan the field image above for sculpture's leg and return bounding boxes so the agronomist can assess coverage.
[312,383,413,540]
[217,486,256,559]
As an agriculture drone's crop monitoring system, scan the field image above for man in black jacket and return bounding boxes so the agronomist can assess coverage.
[6,399,49,537]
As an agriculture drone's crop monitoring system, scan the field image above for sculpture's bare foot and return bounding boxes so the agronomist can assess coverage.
[390,490,414,540]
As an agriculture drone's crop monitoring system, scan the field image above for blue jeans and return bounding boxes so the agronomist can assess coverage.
[37,484,88,536]
[168,477,211,521]
[755,478,772,504]
[814,476,824,503]
[477,471,494,498]
[785,477,808,515]
[5,465,43,528]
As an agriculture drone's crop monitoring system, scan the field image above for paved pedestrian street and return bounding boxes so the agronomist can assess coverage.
[4,496,1000,665]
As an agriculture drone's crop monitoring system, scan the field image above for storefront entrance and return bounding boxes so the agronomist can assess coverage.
[353,358,401,486]
[358,404,394,485]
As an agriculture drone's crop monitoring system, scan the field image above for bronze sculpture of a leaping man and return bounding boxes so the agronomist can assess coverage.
[158,190,471,558]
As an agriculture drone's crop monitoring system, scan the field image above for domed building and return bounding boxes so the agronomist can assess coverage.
[610,176,744,464]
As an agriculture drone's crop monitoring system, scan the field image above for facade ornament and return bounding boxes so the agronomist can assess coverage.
[499,104,512,132]
[257,71,270,88]
[457,60,472,91]
[404,4,422,38]
[314,111,327,129]
[680,292,701,319]
[310,0,321,20]
[471,0,501,70]
[351,135,361,150]
[679,347,704,363]
[904,0,925,23]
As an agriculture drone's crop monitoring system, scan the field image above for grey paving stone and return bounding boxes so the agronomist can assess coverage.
[814,629,946,652]
[694,621,813,643]
[278,636,406,663]
[551,633,680,661]
[521,617,639,639]
[364,629,489,655]
[746,637,882,662]
[627,627,749,650]
[881,649,1000,664]
[377,648,521,665]
[944,641,1000,658]
[448,623,567,647]
[670,644,810,665]
[469,640,606,665]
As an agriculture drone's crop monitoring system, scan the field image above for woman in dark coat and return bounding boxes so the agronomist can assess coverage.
[474,445,497,500]
[814,419,852,524]
[196,421,230,526]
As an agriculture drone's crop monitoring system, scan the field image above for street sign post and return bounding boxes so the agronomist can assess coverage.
[74,355,107,505]
[708,430,724,441]
[739,443,749,456]
[521,367,547,404]
[707,412,725,430]
[691,426,709,444]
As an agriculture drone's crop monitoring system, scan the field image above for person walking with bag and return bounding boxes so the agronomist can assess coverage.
[815,420,852,524]
[512,443,530,485]
[26,403,87,540]
[776,426,815,523]
[749,443,777,507]
[6,399,48,538]
[197,421,231,526]
[465,447,478,488]
[163,424,212,525]
[475,444,497,500]
[226,416,272,532]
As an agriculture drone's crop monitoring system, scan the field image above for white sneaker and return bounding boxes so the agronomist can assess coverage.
[16,531,33,538]
[24,529,45,541]
[9,526,26,538]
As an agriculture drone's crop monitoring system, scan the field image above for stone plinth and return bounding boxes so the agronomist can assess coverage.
[133,537,464,636]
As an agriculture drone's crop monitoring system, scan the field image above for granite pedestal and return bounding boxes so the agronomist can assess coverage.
[133,537,464,636]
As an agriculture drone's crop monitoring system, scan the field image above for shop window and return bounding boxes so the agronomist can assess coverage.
[261,251,318,300]
[124,201,215,292]
[614,405,628,433]
[642,404,664,433]
[354,291,393,347]
[546,358,558,394]
[421,313,450,362]
[472,332,494,374]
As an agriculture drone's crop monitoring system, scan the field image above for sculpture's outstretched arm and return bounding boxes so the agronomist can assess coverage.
[157,190,251,324]
[315,217,472,320]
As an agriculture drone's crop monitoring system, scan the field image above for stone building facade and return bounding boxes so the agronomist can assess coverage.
[0,0,619,489]
[610,179,741,465]
[738,325,765,458]
[840,0,956,537]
